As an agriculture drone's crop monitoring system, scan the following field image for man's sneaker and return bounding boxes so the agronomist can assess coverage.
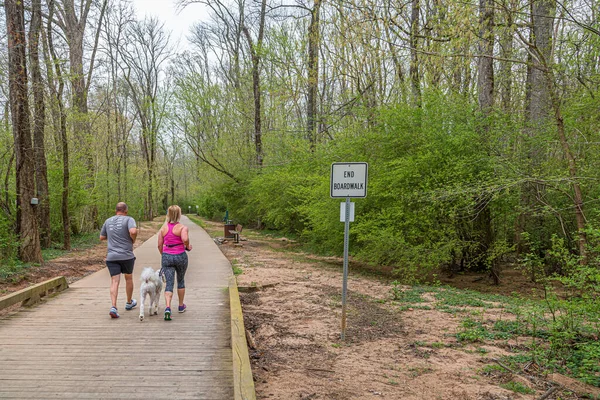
[164,307,172,321]
[125,299,137,310]
[109,307,119,318]
[178,304,186,313]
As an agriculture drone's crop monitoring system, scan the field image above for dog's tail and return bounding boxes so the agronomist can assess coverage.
[140,267,155,284]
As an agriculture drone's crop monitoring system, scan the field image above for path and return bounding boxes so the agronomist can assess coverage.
[0,216,235,399]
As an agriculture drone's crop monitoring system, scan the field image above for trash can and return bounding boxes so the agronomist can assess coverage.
[224,224,236,238]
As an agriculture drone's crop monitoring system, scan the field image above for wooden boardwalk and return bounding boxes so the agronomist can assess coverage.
[0,216,238,399]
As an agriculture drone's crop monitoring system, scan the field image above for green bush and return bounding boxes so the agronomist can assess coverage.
[0,213,18,265]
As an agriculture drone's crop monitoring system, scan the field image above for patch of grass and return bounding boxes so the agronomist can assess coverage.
[479,364,505,375]
[499,381,535,394]
[435,304,465,314]
[42,232,101,262]
[0,262,34,283]
[435,288,490,308]
[399,304,432,311]
[231,259,243,276]
[456,318,513,343]
[1,232,110,284]
[492,319,549,339]
[186,215,207,228]
[396,288,430,303]
[408,366,434,377]
[428,342,446,349]
[456,318,490,343]
[566,341,600,387]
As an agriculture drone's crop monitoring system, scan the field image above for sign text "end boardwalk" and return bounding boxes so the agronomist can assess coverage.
[330,162,368,198]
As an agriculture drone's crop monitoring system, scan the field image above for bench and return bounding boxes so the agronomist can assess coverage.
[229,224,243,243]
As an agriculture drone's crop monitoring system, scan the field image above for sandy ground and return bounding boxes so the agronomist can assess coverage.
[1,218,595,399]
[207,221,590,400]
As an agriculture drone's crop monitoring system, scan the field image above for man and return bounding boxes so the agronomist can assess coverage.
[100,202,138,318]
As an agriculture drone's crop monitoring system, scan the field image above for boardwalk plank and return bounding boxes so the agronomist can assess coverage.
[0,216,236,399]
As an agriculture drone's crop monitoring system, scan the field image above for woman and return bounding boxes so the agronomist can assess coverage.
[157,205,192,320]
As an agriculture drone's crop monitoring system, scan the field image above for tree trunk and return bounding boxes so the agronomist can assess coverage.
[307,0,321,151]
[5,0,43,263]
[473,0,495,275]
[29,0,51,249]
[56,0,102,230]
[518,0,556,255]
[45,0,71,250]
[545,70,587,259]
[242,0,267,167]
[410,0,422,108]
[499,7,515,112]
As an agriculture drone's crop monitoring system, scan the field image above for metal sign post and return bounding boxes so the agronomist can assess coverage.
[331,162,368,340]
[341,196,350,339]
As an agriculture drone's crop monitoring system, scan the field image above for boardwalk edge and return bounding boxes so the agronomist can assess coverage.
[0,276,69,310]
[229,275,257,400]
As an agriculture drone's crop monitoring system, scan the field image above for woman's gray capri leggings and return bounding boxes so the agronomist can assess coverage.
[161,252,188,292]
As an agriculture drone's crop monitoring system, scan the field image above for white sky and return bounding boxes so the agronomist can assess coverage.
[130,0,210,50]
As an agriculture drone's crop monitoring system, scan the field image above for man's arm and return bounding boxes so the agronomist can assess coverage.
[100,223,107,241]
[129,227,138,243]
[128,217,138,243]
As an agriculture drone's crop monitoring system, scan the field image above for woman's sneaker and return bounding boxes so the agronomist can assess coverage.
[125,299,137,310]
[164,307,172,321]
[109,307,119,318]
[178,304,186,313]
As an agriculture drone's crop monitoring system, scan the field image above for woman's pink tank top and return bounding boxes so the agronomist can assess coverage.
[163,223,185,254]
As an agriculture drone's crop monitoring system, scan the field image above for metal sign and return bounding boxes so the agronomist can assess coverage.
[331,162,368,340]
[330,162,368,198]
[340,202,354,222]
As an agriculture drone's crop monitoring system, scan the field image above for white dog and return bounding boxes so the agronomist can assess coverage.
[139,267,163,322]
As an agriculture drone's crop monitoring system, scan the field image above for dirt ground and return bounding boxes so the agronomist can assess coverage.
[206,221,594,400]
[1,219,596,399]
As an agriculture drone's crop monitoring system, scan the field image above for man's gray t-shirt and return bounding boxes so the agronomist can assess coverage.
[101,215,136,261]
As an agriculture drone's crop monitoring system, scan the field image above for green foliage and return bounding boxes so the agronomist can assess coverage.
[435,288,490,308]
[0,262,33,283]
[0,232,101,284]
[41,232,100,261]
[231,259,243,276]
[499,381,535,395]
[200,93,506,280]
[567,341,600,387]
[456,318,491,343]
[390,283,430,303]
[390,280,402,300]
[0,213,18,265]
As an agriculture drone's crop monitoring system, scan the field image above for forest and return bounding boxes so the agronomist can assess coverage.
[1,0,600,295]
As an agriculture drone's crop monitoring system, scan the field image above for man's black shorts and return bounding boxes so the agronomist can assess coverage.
[106,258,136,277]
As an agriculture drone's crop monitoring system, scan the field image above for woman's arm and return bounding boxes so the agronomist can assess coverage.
[181,226,192,251]
[157,227,164,254]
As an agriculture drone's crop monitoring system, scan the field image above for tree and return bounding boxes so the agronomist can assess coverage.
[4,0,42,263]
[410,0,421,108]
[119,17,172,220]
[53,0,108,229]
[43,0,71,250]
[474,0,495,278]
[29,0,50,249]
[242,0,267,167]
[307,0,321,151]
